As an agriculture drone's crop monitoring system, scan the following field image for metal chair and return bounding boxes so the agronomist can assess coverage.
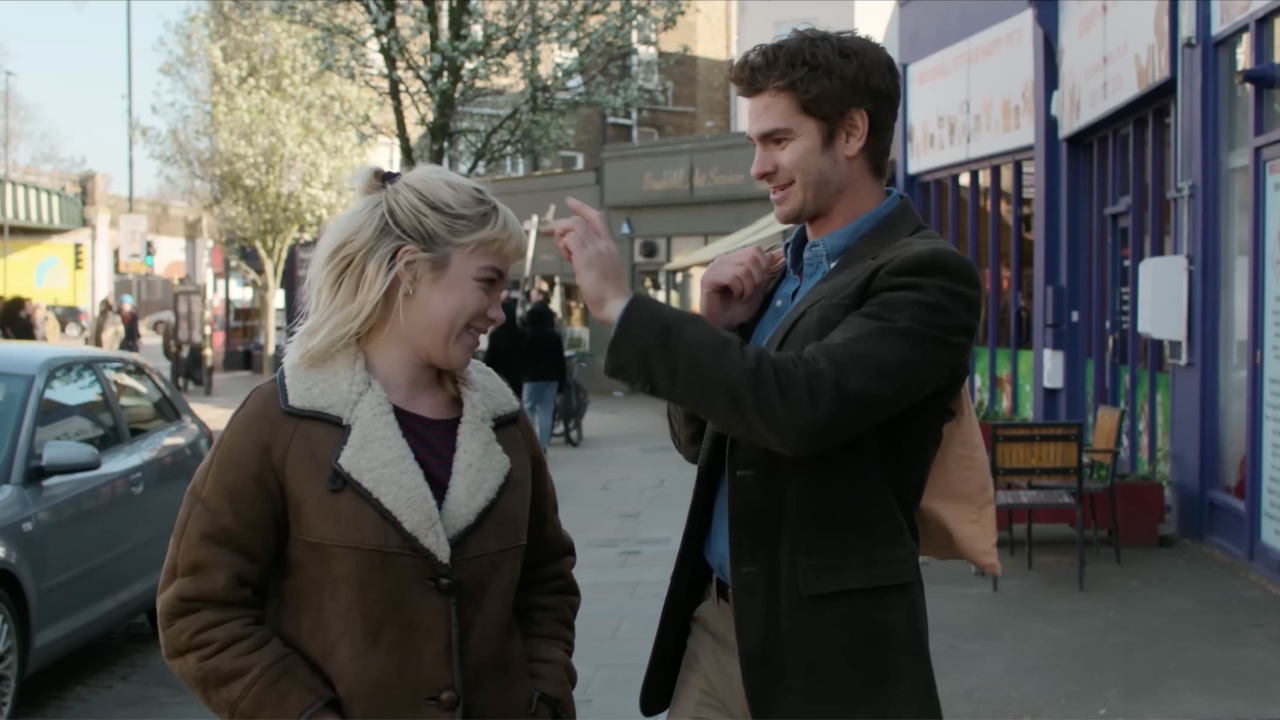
[1083,406,1124,564]
[990,421,1087,592]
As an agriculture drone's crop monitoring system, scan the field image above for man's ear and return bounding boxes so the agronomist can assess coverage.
[841,108,869,161]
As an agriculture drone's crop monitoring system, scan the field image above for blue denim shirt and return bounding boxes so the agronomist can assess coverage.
[704,188,902,585]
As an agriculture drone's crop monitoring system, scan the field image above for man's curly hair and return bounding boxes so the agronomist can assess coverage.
[729,28,900,179]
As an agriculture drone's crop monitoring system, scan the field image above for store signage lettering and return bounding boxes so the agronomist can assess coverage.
[1260,158,1280,553]
[642,168,689,193]
[905,9,1036,175]
[694,165,752,189]
[1057,1,1172,139]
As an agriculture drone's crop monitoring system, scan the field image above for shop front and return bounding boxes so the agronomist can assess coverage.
[899,4,1042,421]
[1056,0,1176,484]
[1186,0,1280,579]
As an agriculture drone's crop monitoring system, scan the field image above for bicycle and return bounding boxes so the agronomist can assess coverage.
[551,351,590,447]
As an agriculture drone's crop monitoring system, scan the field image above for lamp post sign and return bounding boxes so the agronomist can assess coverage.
[119,213,147,262]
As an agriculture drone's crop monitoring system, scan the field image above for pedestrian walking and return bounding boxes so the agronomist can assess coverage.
[34,302,61,343]
[156,164,581,719]
[542,28,982,720]
[483,297,526,398]
[0,297,36,340]
[521,300,568,451]
[118,294,141,352]
[92,298,126,350]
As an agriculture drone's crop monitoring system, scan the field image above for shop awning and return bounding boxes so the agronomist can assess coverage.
[662,212,793,271]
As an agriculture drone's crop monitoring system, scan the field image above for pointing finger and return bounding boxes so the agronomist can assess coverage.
[565,196,611,241]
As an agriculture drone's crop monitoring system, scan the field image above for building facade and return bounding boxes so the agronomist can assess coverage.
[897,0,1280,582]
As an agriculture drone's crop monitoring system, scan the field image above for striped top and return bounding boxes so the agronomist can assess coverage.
[392,405,461,508]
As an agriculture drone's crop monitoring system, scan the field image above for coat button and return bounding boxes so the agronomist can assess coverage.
[438,688,460,711]
[433,575,457,595]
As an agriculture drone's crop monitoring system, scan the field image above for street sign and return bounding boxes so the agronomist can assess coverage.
[118,213,148,262]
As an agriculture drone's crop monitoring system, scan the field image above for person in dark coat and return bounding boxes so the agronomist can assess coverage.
[0,297,36,340]
[540,28,982,720]
[521,301,567,451]
[483,298,526,398]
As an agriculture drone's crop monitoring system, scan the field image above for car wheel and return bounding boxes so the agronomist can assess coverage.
[63,321,84,339]
[0,589,25,719]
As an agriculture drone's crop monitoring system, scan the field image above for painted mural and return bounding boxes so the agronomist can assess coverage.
[0,239,90,307]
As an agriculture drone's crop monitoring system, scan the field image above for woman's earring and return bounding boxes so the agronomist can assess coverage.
[404,284,414,297]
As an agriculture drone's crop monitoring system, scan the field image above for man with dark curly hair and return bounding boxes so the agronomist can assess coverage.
[543,28,982,719]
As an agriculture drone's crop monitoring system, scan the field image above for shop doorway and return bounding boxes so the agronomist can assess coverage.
[1078,104,1174,476]
[1251,146,1280,573]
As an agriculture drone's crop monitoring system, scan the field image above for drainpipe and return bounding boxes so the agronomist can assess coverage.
[1169,0,1197,367]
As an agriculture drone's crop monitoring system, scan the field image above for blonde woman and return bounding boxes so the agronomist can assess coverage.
[156,165,581,719]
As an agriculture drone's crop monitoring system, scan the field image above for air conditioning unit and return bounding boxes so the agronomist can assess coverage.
[633,238,668,263]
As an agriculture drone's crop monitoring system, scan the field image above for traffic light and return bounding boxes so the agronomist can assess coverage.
[144,241,155,268]
[74,244,84,270]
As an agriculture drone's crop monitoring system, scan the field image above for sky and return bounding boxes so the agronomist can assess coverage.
[0,0,192,199]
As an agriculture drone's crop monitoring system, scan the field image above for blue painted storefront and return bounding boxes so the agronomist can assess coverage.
[895,0,1280,582]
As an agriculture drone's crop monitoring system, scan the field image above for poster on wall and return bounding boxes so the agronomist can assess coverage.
[1210,0,1275,36]
[905,9,1035,175]
[1057,0,1172,139]
[1260,158,1280,553]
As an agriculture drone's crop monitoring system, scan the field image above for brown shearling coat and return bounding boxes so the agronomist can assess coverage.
[156,350,580,719]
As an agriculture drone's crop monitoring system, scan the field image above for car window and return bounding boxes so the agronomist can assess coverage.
[32,364,122,456]
[100,362,181,438]
[0,373,33,477]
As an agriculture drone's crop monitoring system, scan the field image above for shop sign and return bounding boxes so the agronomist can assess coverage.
[1209,0,1275,36]
[605,145,768,206]
[603,154,691,206]
[1260,158,1280,553]
[1057,1,1173,139]
[905,9,1036,175]
[692,147,769,200]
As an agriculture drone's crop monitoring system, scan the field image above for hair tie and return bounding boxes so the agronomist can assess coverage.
[381,171,402,187]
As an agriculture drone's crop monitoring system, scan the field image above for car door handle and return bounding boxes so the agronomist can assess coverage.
[128,472,145,495]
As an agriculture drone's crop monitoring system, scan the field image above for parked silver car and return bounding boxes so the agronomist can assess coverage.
[0,342,211,717]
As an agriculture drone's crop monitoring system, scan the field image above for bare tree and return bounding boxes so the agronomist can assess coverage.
[285,0,686,174]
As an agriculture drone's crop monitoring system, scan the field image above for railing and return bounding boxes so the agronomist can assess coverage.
[1,178,85,231]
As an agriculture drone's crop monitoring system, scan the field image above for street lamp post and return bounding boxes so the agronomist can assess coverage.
[126,0,134,214]
[3,70,13,297]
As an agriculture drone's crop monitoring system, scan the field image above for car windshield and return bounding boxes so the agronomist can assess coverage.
[0,373,33,479]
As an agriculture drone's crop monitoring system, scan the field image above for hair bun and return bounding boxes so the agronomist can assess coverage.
[356,166,389,199]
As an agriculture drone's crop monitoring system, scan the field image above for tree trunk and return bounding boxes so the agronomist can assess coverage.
[259,275,278,377]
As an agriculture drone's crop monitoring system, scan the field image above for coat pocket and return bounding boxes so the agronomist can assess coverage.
[798,549,918,595]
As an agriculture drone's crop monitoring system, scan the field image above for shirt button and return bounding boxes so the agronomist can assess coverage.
[437,689,460,711]
[775,300,783,308]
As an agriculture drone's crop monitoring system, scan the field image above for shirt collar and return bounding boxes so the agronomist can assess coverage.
[783,187,902,276]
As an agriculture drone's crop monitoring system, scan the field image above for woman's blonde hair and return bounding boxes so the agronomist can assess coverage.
[287,164,526,368]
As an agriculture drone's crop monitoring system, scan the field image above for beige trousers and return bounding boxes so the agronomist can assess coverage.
[667,583,752,720]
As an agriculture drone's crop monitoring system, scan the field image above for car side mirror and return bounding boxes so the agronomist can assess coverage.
[35,441,102,478]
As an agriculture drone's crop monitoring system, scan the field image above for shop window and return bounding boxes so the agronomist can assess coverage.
[976,169,991,348]
[1015,160,1034,352]
[1266,17,1280,134]
[1218,30,1253,498]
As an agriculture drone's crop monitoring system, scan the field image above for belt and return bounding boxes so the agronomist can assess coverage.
[714,576,732,605]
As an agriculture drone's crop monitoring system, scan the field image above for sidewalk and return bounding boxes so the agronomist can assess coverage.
[180,385,1280,718]
[544,394,1280,719]
[180,369,271,435]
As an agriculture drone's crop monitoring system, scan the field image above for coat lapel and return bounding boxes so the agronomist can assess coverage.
[279,348,521,565]
[766,197,933,352]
